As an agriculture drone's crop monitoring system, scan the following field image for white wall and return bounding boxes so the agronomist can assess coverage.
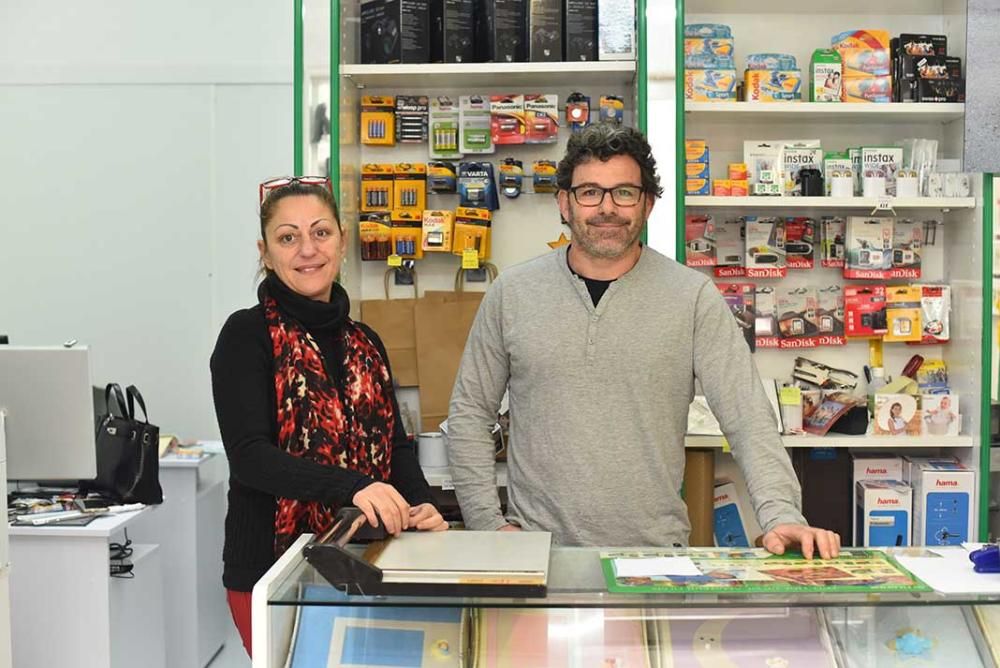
[0,1,294,440]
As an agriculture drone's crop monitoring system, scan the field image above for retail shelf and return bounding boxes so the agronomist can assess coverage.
[685,434,975,449]
[422,462,508,489]
[686,0,954,14]
[339,62,637,89]
[685,196,977,209]
[685,102,965,124]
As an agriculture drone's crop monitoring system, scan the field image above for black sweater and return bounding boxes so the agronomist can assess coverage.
[210,275,434,591]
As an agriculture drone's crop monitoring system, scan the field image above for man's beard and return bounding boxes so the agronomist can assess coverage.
[569,211,644,259]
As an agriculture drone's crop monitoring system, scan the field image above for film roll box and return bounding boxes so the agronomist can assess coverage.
[361,0,431,64]
[476,0,526,63]
[430,0,475,63]
[564,0,598,61]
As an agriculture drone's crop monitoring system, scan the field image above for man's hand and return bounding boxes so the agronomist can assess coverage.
[407,503,448,532]
[761,524,841,560]
[497,524,522,532]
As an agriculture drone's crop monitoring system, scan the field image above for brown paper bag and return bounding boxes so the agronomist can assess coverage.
[360,296,419,387]
[414,290,485,432]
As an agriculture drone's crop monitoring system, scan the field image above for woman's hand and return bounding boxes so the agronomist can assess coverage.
[352,482,410,536]
[407,503,448,532]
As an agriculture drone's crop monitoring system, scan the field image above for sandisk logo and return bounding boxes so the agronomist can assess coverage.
[866,467,888,475]
[936,479,959,487]
[876,497,900,505]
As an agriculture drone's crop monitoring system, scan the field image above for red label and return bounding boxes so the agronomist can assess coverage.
[746,267,787,279]
[778,337,819,349]
[713,494,730,504]
[756,336,781,349]
[714,266,747,278]
[786,257,815,269]
[866,467,888,475]
[935,479,959,487]
[889,268,921,279]
[844,268,889,280]
[822,259,846,268]
[876,497,900,505]
[686,257,716,267]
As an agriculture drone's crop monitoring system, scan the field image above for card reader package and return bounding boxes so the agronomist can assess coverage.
[904,457,975,547]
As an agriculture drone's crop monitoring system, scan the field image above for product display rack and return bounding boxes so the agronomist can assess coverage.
[671,0,995,540]
[294,0,648,302]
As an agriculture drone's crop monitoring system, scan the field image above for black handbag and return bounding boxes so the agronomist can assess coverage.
[91,383,163,504]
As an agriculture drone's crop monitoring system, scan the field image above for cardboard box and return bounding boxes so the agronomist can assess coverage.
[713,482,752,547]
[852,453,904,545]
[905,458,975,546]
[921,394,960,436]
[475,0,526,63]
[898,33,948,57]
[430,0,475,63]
[598,0,636,61]
[861,146,903,196]
[564,0,597,61]
[745,69,802,102]
[683,68,738,101]
[528,0,561,61]
[685,139,710,163]
[361,0,431,64]
[856,480,911,547]
[843,76,892,103]
[916,78,965,103]
[810,49,843,102]
[783,142,823,196]
[873,393,921,436]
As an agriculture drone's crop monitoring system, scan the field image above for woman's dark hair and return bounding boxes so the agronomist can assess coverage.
[556,123,664,197]
[259,181,341,244]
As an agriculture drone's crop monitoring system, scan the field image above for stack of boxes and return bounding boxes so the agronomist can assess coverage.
[892,33,964,103]
[852,453,975,547]
[683,24,737,102]
[685,139,711,197]
[832,30,893,103]
[744,53,801,103]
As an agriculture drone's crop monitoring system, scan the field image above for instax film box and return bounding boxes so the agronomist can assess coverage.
[856,480,912,547]
[598,0,636,60]
[361,0,431,64]
[564,0,598,61]
[852,453,903,546]
[905,457,975,546]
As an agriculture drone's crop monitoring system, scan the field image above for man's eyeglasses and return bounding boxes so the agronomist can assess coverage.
[259,176,331,205]
[568,184,644,207]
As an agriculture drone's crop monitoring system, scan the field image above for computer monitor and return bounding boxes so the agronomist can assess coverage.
[0,346,98,481]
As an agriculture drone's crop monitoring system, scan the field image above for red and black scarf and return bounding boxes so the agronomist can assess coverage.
[264,295,395,556]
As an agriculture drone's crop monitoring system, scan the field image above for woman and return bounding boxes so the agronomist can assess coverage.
[888,402,907,435]
[211,177,446,656]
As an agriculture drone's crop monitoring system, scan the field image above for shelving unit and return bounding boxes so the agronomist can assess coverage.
[686,196,976,209]
[670,0,992,541]
[341,62,638,89]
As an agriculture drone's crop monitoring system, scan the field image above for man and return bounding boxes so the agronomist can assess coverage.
[447,124,839,559]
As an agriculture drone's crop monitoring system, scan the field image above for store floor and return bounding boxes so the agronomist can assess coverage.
[207,621,250,668]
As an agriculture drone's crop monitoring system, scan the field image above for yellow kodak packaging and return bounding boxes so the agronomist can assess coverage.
[685,139,710,163]
[453,207,492,260]
[361,163,394,212]
[686,162,710,179]
[389,209,423,260]
[421,210,454,252]
[730,180,749,196]
[684,69,737,101]
[361,96,395,146]
[687,177,710,196]
[359,213,392,262]
[392,163,427,211]
[884,285,922,342]
[713,179,731,196]
[744,70,802,102]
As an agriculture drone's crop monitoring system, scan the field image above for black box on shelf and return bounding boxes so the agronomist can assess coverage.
[475,0,526,63]
[361,0,431,64]
[898,33,948,58]
[528,0,562,61]
[564,0,598,61]
[916,77,965,103]
[430,0,476,63]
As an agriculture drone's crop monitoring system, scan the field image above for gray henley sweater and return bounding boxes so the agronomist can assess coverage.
[447,245,806,547]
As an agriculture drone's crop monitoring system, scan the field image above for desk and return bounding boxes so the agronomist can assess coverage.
[9,508,166,668]
[131,454,228,668]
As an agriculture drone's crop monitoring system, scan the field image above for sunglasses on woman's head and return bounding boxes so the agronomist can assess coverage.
[259,176,331,204]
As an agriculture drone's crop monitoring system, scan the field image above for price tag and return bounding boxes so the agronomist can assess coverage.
[462,248,480,269]
[779,386,802,406]
[876,196,893,211]
[441,478,455,491]
[387,254,402,267]
[721,437,731,453]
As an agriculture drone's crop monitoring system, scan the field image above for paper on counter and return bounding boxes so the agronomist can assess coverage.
[896,548,1000,594]
[614,557,703,577]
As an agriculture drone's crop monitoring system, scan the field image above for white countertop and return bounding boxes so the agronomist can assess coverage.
[8,506,151,538]
[422,462,507,489]
[159,453,214,468]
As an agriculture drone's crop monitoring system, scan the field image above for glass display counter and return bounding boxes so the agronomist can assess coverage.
[251,535,1000,667]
